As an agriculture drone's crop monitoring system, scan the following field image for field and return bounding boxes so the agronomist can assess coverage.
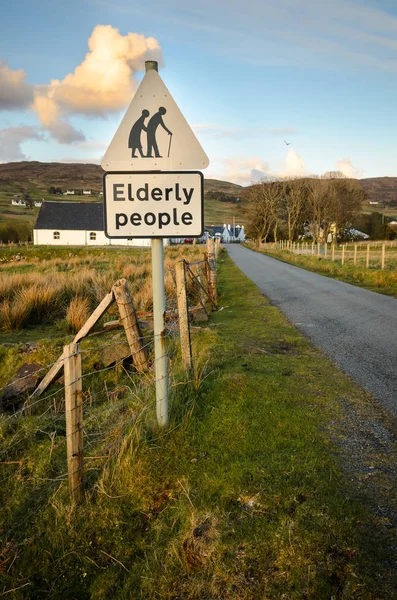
[252,241,397,298]
[0,245,208,338]
[362,205,397,220]
[0,247,396,597]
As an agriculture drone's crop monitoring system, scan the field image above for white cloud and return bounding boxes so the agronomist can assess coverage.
[193,123,296,139]
[58,157,101,164]
[208,157,270,185]
[335,157,362,178]
[0,26,163,144]
[208,148,308,185]
[32,25,162,142]
[0,60,34,110]
[279,148,307,177]
[0,126,45,161]
[91,0,397,72]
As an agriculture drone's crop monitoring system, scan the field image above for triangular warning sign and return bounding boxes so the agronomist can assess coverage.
[101,68,209,172]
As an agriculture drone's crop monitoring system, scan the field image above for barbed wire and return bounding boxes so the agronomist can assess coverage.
[0,328,190,464]
[0,261,213,536]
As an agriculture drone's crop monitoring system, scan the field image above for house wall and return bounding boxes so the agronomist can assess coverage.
[33,229,164,247]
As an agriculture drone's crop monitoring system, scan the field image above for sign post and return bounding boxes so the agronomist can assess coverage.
[101,60,208,427]
[152,237,168,425]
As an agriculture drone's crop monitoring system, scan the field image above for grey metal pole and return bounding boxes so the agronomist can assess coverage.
[144,59,168,426]
[152,238,168,426]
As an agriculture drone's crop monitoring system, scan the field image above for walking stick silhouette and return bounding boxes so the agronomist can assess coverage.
[167,133,173,158]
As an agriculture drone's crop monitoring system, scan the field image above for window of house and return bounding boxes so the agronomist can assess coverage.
[53,231,60,240]
[90,232,96,240]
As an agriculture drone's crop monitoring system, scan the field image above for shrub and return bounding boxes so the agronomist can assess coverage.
[0,298,29,331]
[66,296,91,333]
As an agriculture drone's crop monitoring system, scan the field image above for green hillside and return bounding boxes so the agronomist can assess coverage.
[0,161,246,233]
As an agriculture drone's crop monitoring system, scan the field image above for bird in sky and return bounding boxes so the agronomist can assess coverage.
[284,140,291,145]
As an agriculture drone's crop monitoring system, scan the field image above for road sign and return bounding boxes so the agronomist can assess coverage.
[103,171,204,238]
[101,68,209,172]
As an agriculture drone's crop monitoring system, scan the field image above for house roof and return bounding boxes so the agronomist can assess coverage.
[34,201,104,231]
[226,226,243,237]
[206,225,245,237]
[205,226,224,235]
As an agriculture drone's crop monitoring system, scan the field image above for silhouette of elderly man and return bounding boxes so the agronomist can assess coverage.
[146,107,172,158]
[128,109,149,158]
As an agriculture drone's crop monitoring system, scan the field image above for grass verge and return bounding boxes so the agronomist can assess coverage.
[1,252,396,598]
[247,246,397,298]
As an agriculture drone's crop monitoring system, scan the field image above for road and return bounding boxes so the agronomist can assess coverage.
[227,244,397,414]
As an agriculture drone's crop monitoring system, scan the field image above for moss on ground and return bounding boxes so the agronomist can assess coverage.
[0,251,395,598]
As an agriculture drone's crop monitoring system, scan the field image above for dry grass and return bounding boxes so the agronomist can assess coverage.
[66,296,91,333]
[0,245,207,331]
[0,298,29,331]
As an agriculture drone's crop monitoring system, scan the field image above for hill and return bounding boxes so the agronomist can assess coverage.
[0,161,246,228]
[0,161,242,196]
[359,177,397,207]
[1,162,396,234]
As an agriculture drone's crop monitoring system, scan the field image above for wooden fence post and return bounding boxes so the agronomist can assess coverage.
[324,243,328,258]
[332,244,335,262]
[176,261,192,370]
[342,245,345,265]
[32,290,115,398]
[311,242,314,256]
[206,239,217,304]
[381,243,385,270]
[112,279,148,372]
[64,342,83,504]
[366,244,370,269]
[353,244,357,266]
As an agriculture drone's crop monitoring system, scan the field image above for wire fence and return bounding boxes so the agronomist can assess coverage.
[0,239,220,525]
[256,240,397,271]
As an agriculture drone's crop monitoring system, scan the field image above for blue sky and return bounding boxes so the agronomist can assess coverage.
[1,0,396,184]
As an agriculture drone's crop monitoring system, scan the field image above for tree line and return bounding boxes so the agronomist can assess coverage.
[243,175,380,244]
[206,190,240,203]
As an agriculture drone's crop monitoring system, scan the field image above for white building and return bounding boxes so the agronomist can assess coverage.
[33,201,168,247]
[220,223,246,242]
[206,224,246,243]
[82,190,92,195]
[63,190,75,195]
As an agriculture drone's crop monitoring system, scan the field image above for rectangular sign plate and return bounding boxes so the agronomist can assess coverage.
[103,171,204,238]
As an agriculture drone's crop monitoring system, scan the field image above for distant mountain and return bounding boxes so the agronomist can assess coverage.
[0,161,395,208]
[0,161,243,197]
[359,177,397,207]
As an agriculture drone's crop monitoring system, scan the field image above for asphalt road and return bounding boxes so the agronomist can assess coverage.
[227,244,397,414]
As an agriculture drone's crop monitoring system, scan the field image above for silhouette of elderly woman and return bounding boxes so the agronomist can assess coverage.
[128,109,149,158]
[146,107,172,158]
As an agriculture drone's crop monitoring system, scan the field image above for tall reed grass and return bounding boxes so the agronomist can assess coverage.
[0,246,206,331]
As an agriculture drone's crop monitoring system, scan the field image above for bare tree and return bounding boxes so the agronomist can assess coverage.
[281,178,308,241]
[327,179,365,240]
[307,180,333,243]
[246,182,280,244]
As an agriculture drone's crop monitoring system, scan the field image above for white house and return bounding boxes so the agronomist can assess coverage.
[82,190,91,195]
[33,201,168,247]
[220,223,246,242]
[206,224,246,243]
[63,190,75,196]
[12,199,42,207]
